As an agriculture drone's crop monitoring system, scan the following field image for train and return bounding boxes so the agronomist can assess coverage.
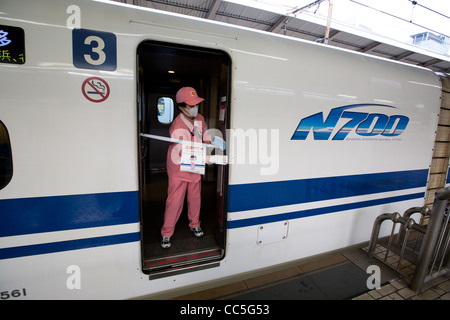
[0,0,446,299]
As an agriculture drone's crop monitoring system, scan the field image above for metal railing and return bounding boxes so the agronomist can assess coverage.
[367,186,450,292]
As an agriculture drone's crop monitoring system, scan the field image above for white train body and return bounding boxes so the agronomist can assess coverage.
[0,0,442,299]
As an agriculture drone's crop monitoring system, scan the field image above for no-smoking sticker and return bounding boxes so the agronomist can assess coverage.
[82,77,110,103]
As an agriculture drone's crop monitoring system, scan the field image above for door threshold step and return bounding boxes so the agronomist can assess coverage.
[148,261,221,280]
[144,247,222,272]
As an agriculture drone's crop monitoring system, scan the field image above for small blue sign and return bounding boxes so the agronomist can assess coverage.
[72,28,116,71]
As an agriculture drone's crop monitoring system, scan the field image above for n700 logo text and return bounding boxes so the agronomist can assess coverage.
[291,104,409,141]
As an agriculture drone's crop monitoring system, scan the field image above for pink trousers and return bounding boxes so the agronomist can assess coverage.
[161,178,201,238]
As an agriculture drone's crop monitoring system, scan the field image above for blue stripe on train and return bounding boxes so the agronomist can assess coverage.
[0,191,139,237]
[228,169,429,213]
[0,232,141,260]
[227,192,424,229]
[0,170,429,257]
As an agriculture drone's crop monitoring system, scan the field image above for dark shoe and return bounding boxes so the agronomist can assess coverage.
[189,226,204,237]
[161,236,171,249]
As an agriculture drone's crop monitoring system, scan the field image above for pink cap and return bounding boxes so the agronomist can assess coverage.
[176,87,204,105]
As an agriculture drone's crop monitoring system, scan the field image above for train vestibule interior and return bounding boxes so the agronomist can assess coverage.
[137,41,230,275]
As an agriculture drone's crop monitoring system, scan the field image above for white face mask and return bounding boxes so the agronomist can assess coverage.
[183,105,198,118]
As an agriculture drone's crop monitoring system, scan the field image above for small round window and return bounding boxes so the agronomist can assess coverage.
[0,120,13,190]
[157,97,174,124]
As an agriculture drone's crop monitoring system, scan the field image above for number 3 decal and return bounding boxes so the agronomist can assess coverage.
[73,29,116,71]
[84,36,106,66]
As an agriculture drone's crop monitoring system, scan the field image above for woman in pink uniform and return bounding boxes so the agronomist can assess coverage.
[161,87,211,249]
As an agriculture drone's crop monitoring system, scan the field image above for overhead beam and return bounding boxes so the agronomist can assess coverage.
[358,41,381,53]
[328,29,340,39]
[206,0,222,20]
[420,58,443,68]
[143,0,156,8]
[268,15,288,33]
[392,50,414,61]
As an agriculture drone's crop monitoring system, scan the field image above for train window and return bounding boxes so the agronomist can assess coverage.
[0,120,13,190]
[157,97,174,124]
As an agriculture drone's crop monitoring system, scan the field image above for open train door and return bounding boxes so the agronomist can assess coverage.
[137,41,230,277]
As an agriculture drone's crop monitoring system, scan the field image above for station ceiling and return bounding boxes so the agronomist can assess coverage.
[113,0,450,74]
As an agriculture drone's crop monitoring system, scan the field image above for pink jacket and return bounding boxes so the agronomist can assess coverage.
[166,113,211,182]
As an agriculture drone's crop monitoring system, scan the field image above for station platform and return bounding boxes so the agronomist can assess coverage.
[171,244,450,300]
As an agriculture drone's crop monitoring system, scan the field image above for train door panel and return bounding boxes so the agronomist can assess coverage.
[137,41,230,275]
